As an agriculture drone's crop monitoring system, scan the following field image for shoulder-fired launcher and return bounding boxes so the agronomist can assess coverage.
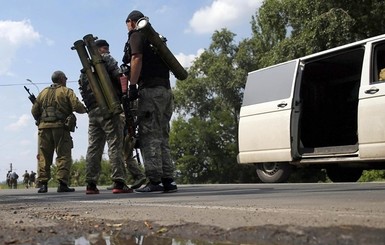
[71,34,122,116]
[136,17,188,81]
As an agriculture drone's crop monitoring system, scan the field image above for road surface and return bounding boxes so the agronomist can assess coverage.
[0,182,384,244]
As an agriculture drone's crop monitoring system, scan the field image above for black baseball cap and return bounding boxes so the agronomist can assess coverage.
[95,39,109,48]
[126,10,144,22]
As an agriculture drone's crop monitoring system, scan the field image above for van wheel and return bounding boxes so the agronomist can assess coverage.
[256,163,293,183]
[326,167,363,182]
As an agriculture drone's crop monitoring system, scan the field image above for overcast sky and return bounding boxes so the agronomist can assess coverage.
[0,0,262,183]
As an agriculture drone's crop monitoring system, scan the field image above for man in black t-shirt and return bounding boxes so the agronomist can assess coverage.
[122,10,177,193]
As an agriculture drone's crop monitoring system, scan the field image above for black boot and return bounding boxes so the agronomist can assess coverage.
[161,178,178,193]
[37,183,48,193]
[57,181,75,193]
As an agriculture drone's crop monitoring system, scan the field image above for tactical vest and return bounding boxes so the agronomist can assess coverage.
[78,73,98,111]
[123,30,170,88]
[40,86,66,122]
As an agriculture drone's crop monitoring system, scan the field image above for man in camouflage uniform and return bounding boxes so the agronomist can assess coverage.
[31,70,87,193]
[79,39,132,194]
[122,10,177,193]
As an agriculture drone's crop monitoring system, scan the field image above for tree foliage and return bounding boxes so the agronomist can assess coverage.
[172,29,258,183]
[171,0,385,184]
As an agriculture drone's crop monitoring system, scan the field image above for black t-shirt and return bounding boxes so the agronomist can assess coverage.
[128,30,170,88]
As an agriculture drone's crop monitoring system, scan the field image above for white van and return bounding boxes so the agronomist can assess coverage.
[237,34,385,183]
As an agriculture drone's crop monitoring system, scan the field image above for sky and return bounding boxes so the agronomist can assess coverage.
[0,0,262,182]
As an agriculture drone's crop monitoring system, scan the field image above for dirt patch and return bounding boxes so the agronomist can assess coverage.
[1,206,384,245]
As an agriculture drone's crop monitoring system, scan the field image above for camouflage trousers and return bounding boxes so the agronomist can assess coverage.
[85,107,126,184]
[123,134,145,179]
[36,127,73,185]
[138,86,175,183]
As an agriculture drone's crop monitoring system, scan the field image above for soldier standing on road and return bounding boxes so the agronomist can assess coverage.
[122,10,177,193]
[29,170,36,188]
[22,170,30,189]
[79,39,133,194]
[6,171,11,188]
[31,70,87,193]
[10,172,19,189]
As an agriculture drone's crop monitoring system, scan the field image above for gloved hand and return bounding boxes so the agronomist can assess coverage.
[129,84,138,101]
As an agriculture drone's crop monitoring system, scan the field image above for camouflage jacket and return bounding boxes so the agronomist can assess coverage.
[31,83,86,129]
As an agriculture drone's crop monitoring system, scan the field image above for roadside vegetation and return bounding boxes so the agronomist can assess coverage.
[3,0,385,188]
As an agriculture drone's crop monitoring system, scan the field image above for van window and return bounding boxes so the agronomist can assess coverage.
[372,43,385,83]
[242,60,297,106]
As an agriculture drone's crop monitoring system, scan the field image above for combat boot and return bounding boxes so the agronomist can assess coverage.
[37,183,48,193]
[57,181,75,193]
[162,178,178,193]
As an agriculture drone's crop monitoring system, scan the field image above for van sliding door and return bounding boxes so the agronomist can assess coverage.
[238,60,299,164]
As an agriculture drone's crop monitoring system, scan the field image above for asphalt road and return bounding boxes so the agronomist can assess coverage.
[1,182,385,244]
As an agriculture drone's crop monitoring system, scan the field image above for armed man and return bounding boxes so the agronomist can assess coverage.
[76,38,133,194]
[122,10,187,193]
[31,70,87,193]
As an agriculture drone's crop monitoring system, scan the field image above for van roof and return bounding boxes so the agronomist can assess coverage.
[249,33,385,75]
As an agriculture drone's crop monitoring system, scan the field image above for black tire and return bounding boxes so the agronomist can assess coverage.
[256,162,293,183]
[326,167,363,182]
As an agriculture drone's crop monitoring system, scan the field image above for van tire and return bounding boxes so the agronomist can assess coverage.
[326,167,363,182]
[256,163,293,183]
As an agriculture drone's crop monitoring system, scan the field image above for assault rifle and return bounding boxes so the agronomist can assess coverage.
[120,64,141,163]
[24,86,36,104]
[122,94,141,164]
[24,86,39,125]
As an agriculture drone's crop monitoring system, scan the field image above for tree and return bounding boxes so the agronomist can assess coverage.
[172,29,259,183]
[249,0,385,67]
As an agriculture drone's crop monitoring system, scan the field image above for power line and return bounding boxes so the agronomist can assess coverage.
[0,80,78,87]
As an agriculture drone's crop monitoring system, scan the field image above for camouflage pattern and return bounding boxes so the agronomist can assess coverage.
[137,86,174,182]
[119,103,145,180]
[101,53,122,81]
[85,107,126,183]
[32,83,86,185]
[123,134,145,179]
[81,50,128,184]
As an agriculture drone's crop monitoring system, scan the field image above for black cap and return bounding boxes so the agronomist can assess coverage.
[126,10,144,22]
[95,39,109,48]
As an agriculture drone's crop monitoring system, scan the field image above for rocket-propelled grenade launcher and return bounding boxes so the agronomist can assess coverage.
[136,17,188,81]
[71,34,122,116]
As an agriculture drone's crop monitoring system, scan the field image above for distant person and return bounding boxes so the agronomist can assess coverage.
[10,172,19,189]
[6,171,11,188]
[31,70,87,193]
[22,170,30,189]
[78,39,132,194]
[29,171,36,188]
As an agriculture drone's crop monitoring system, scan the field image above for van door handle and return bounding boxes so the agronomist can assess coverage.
[365,87,379,94]
[277,102,288,108]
